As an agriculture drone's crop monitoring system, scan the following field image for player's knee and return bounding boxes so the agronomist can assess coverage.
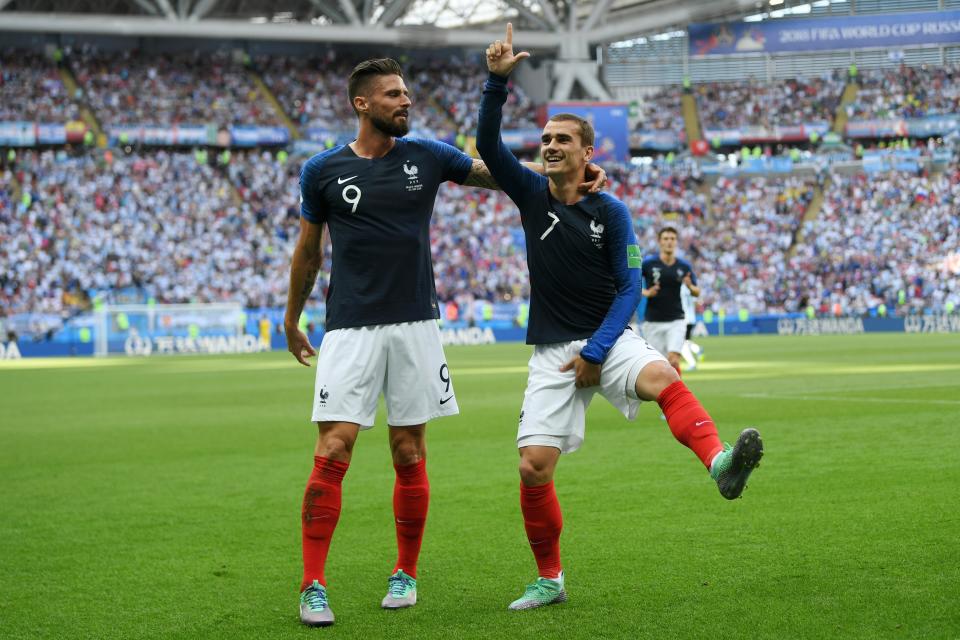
[317,433,355,462]
[635,360,680,400]
[389,429,426,466]
[390,441,423,466]
[518,456,552,487]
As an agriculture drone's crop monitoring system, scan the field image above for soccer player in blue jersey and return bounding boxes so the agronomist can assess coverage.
[643,227,699,374]
[477,25,763,611]
[284,57,605,627]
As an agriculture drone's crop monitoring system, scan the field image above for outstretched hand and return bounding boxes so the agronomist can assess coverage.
[486,23,530,77]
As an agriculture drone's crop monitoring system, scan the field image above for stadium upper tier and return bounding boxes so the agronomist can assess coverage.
[5,49,959,144]
[847,65,960,121]
[694,72,844,130]
[71,49,285,127]
[2,149,957,327]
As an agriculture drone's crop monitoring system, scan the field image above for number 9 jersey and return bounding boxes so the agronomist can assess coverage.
[299,138,473,331]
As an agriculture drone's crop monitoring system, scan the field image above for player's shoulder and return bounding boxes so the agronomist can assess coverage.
[400,136,459,159]
[676,257,695,270]
[587,192,631,221]
[642,254,661,267]
[301,145,348,177]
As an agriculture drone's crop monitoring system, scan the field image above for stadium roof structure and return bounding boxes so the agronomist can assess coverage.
[0,0,761,47]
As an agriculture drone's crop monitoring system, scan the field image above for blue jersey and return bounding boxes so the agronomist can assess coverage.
[299,138,473,330]
[477,73,641,364]
[641,255,696,322]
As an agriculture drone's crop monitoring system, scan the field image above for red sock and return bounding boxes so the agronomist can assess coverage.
[301,456,349,590]
[393,459,430,578]
[658,380,724,468]
[520,481,563,579]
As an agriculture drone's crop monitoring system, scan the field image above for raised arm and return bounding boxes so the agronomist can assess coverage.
[475,24,546,201]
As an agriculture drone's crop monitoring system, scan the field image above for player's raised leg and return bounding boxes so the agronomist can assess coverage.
[382,424,428,609]
[510,444,567,610]
[300,421,359,627]
[634,361,763,499]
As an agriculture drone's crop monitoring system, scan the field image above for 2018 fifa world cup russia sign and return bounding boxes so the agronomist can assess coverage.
[689,10,960,56]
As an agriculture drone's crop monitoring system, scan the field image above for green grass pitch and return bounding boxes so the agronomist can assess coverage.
[1,334,958,639]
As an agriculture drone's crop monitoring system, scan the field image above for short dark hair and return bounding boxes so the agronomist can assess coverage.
[348,58,404,113]
[658,226,679,239]
[547,113,595,147]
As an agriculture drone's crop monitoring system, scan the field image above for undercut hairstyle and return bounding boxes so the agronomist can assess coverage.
[658,226,679,239]
[348,58,404,113]
[547,113,595,147]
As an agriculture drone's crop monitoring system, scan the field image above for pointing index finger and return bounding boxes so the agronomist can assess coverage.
[506,22,513,46]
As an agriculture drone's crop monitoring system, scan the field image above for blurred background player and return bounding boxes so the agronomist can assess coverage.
[477,24,764,612]
[285,58,605,627]
[680,284,703,371]
[641,227,699,376]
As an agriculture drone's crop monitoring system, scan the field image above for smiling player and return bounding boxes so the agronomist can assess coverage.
[475,25,765,611]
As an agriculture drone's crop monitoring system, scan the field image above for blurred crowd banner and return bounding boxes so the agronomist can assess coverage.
[0,121,87,145]
[6,314,960,359]
[845,115,960,139]
[631,130,682,152]
[548,102,630,163]
[689,9,960,56]
[703,123,830,146]
[107,124,290,147]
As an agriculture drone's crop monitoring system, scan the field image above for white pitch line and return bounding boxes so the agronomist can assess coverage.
[739,392,960,406]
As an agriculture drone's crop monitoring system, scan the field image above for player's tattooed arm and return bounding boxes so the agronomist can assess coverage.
[463,159,502,190]
[284,218,324,366]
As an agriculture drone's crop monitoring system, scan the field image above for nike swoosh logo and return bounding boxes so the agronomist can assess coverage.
[695,420,713,426]
[439,396,454,405]
[337,175,358,184]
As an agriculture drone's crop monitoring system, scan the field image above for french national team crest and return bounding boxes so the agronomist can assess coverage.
[589,220,605,249]
[403,161,422,192]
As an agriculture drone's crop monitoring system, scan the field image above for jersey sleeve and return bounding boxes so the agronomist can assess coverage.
[684,260,697,285]
[299,155,328,225]
[414,138,473,185]
[580,199,641,364]
[476,72,547,204]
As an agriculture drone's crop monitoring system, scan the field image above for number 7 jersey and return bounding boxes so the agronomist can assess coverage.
[299,138,473,331]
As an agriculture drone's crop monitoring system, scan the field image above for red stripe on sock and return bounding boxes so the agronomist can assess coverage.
[301,456,349,590]
[657,380,724,468]
[520,481,563,579]
[393,459,429,578]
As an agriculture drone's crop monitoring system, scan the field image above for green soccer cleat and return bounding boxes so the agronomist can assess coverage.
[711,428,763,500]
[381,570,417,609]
[299,580,335,627]
[508,574,567,611]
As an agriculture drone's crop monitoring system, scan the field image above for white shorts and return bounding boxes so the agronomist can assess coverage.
[311,320,458,428]
[642,320,686,357]
[517,329,668,454]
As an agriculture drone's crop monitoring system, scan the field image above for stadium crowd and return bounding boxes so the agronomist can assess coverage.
[847,64,960,120]
[70,49,284,127]
[634,86,685,136]
[696,72,845,129]
[794,168,960,316]
[0,50,81,122]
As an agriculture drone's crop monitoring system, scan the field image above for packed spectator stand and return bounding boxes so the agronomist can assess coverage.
[2,47,959,340]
